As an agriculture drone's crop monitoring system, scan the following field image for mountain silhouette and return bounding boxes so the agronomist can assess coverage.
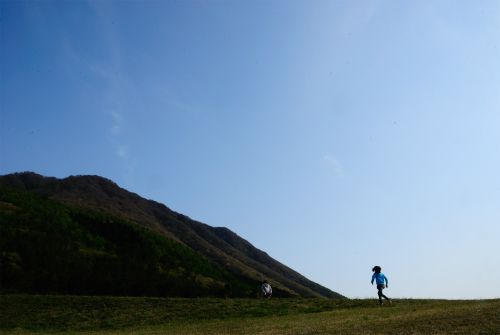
[0,172,344,298]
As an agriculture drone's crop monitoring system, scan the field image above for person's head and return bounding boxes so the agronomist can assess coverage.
[262,280,268,284]
[372,266,381,274]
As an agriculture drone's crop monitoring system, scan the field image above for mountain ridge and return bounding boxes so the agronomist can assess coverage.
[0,172,344,298]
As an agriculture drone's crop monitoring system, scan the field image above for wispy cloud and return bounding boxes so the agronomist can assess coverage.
[109,110,128,159]
[110,110,122,134]
[61,2,130,162]
[116,144,128,159]
[321,154,344,178]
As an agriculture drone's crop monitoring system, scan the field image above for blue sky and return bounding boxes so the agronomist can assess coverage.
[1,0,499,299]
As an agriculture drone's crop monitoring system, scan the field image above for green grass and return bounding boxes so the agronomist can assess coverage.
[1,295,498,334]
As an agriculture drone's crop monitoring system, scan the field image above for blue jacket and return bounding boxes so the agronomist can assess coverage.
[372,272,388,286]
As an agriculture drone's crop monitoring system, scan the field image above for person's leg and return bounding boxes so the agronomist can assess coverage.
[379,286,391,304]
[377,285,383,304]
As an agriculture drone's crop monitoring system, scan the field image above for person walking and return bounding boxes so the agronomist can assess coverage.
[371,266,392,305]
[261,280,272,298]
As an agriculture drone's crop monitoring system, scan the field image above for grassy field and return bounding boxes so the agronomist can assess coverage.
[1,295,498,334]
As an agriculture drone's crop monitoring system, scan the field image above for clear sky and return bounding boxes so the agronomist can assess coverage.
[1,0,499,300]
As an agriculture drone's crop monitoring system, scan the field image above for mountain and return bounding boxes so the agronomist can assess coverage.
[0,172,345,298]
[1,184,255,297]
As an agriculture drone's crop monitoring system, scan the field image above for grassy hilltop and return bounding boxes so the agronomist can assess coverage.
[1,295,499,334]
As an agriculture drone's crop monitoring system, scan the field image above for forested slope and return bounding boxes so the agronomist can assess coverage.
[0,172,345,298]
[0,184,291,297]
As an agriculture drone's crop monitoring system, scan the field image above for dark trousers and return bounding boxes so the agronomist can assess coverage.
[377,284,390,303]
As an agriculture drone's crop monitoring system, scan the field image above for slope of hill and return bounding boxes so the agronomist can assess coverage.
[0,184,282,297]
[0,172,345,298]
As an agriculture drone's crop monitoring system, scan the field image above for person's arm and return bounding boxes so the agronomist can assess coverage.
[371,274,374,285]
[385,275,389,288]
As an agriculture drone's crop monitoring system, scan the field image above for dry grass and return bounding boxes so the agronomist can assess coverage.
[1,295,498,335]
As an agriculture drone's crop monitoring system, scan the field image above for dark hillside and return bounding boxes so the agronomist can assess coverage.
[0,185,290,297]
[0,172,345,298]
